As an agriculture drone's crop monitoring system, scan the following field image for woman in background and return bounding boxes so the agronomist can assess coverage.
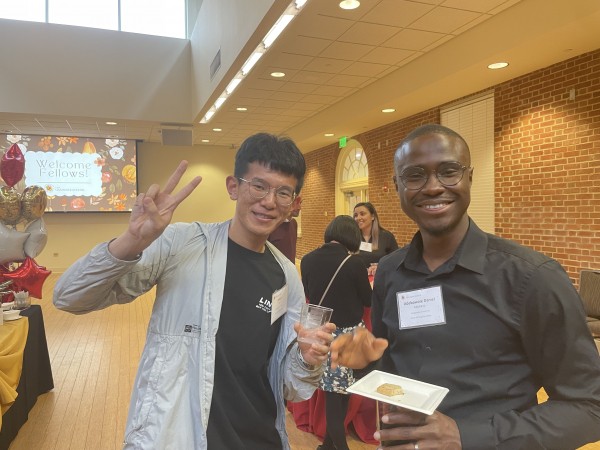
[353,202,398,274]
[300,215,372,450]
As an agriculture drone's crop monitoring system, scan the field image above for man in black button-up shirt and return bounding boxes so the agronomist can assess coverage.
[331,124,600,449]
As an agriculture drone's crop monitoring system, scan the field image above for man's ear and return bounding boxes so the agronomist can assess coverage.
[226,176,239,200]
[290,195,302,217]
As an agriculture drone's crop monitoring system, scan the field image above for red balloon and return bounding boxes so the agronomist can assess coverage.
[2,257,51,299]
[1,143,26,188]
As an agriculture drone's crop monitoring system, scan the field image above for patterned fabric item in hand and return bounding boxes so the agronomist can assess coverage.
[319,322,365,394]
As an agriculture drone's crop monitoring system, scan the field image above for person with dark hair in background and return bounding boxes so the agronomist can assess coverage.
[269,196,302,263]
[331,124,600,449]
[300,215,372,450]
[54,133,335,450]
[353,202,398,275]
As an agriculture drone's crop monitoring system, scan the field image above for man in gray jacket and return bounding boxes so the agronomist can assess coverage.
[54,133,333,449]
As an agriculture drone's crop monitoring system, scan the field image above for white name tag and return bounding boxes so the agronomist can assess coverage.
[396,286,446,330]
[359,241,373,252]
[271,284,288,324]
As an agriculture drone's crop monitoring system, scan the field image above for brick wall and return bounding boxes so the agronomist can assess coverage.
[495,50,600,284]
[300,144,338,254]
[298,110,438,256]
[298,49,600,286]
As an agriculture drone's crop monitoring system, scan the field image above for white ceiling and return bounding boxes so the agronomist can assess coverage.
[1,0,599,153]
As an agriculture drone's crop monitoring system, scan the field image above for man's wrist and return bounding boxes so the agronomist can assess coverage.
[297,345,318,371]
[108,233,146,261]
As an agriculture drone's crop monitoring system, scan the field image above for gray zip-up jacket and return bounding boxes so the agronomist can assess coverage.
[54,221,322,449]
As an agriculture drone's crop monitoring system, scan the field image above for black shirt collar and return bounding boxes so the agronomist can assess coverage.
[398,218,487,275]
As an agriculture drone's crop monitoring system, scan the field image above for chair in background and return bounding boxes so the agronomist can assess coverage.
[579,270,600,352]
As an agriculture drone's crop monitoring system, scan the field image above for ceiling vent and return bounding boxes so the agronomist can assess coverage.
[160,124,193,146]
[210,49,221,80]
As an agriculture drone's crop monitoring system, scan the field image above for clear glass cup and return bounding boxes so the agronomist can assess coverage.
[297,303,333,344]
[13,291,31,310]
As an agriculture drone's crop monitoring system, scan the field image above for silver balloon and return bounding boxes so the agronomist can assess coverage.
[24,217,48,258]
[0,222,29,264]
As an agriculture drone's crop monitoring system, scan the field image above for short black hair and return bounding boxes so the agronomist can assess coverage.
[234,133,306,194]
[324,215,361,253]
[400,124,469,150]
[395,124,471,170]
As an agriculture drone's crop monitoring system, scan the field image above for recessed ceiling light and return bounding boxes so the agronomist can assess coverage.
[2,129,12,133]
[108,135,118,138]
[487,62,509,70]
[213,128,222,132]
[339,0,360,10]
[270,71,286,78]
[201,139,210,143]
[382,108,396,113]
[236,107,248,111]
[105,121,118,125]
[324,133,335,137]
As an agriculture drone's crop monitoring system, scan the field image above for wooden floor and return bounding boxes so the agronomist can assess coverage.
[6,273,599,449]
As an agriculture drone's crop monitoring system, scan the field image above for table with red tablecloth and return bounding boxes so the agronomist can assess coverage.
[287,306,378,445]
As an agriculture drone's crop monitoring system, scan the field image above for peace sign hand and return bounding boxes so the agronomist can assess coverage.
[109,160,202,260]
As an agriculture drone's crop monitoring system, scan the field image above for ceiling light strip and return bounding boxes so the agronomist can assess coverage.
[241,52,264,76]
[200,0,309,124]
[263,14,294,49]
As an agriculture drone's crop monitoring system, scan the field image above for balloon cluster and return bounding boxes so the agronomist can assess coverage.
[0,143,51,302]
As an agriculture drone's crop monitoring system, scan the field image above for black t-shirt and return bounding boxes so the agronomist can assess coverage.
[206,239,286,450]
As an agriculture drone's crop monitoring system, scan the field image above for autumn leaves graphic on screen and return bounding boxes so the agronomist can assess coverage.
[1,134,137,213]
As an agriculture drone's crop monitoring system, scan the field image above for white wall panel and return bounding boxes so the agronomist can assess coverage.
[442,93,495,233]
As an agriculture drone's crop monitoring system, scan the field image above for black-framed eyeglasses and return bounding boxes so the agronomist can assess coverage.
[393,162,470,191]
[237,177,297,206]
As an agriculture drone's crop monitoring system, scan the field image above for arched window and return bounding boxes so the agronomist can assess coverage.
[335,139,369,216]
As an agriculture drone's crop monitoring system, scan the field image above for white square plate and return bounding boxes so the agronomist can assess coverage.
[346,370,449,415]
